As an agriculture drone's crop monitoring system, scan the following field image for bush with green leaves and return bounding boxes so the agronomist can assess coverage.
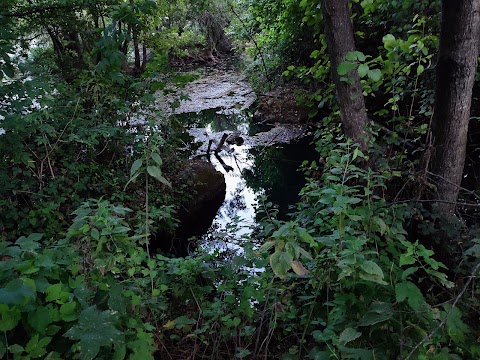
[254,127,480,359]
[0,200,156,359]
[0,198,276,359]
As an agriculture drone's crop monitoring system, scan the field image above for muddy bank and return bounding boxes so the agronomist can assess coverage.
[157,63,256,116]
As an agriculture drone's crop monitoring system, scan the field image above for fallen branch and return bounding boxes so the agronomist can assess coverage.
[215,133,228,154]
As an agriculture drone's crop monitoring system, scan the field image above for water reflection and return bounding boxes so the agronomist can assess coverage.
[184,109,314,255]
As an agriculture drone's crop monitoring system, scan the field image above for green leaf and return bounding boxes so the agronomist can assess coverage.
[147,166,171,187]
[285,241,301,258]
[368,69,382,82]
[360,260,384,277]
[65,306,124,360]
[130,159,143,177]
[359,272,388,285]
[355,51,366,62]
[395,281,426,310]
[399,253,416,266]
[0,280,36,305]
[417,64,424,76]
[373,217,387,235]
[296,227,315,247]
[401,266,418,280]
[8,344,24,354]
[3,64,14,78]
[273,223,291,238]
[308,348,331,360]
[150,153,162,166]
[45,283,69,304]
[337,62,358,75]
[16,234,42,250]
[60,302,77,322]
[339,327,362,346]
[444,305,469,343]
[258,240,276,253]
[29,306,53,333]
[113,345,127,360]
[345,52,357,61]
[128,332,155,360]
[108,285,128,316]
[25,334,51,358]
[173,316,196,327]
[235,347,251,359]
[270,250,293,279]
[0,304,21,331]
[357,63,369,77]
[383,34,397,50]
[232,317,241,327]
[90,228,100,241]
[358,302,393,326]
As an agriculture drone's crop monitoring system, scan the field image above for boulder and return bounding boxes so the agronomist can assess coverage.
[161,160,226,255]
[253,87,310,125]
[183,160,226,219]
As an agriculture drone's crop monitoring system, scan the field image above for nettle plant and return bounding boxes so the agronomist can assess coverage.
[258,128,478,359]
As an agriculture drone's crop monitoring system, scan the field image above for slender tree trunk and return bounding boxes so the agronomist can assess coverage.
[321,0,369,149]
[121,23,129,55]
[141,42,147,69]
[429,0,480,219]
[129,0,141,71]
[132,28,141,70]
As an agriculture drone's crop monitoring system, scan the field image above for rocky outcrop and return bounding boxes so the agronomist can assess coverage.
[254,88,310,125]
[182,160,226,220]
[162,160,226,255]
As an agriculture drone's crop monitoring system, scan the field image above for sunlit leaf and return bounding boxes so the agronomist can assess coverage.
[291,260,309,276]
[147,166,171,187]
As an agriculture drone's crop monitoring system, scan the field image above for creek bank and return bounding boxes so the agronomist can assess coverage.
[254,87,311,125]
[154,60,315,254]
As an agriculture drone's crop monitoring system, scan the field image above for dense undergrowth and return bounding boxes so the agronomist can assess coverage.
[1,0,480,359]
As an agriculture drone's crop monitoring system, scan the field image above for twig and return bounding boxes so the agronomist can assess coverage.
[215,133,228,153]
[403,262,480,360]
[190,287,203,360]
[207,139,213,155]
[46,98,80,158]
[229,4,272,87]
[252,278,274,359]
[427,171,480,200]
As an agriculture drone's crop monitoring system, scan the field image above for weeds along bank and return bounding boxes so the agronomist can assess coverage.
[2,129,479,359]
[1,0,480,359]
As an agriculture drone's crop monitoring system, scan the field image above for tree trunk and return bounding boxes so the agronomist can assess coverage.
[132,28,141,70]
[141,42,147,69]
[429,0,480,219]
[129,0,141,71]
[321,0,369,149]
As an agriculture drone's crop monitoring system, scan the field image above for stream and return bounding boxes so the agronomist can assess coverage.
[157,62,316,253]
